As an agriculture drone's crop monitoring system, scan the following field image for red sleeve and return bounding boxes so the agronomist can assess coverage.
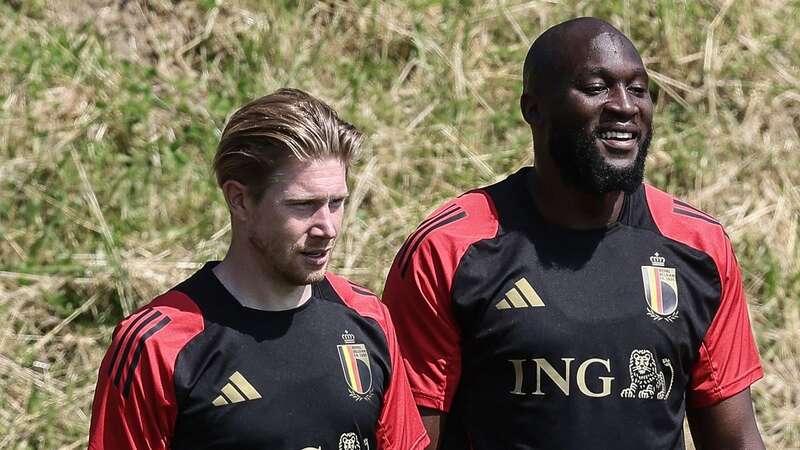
[88,292,204,450]
[326,275,430,449]
[382,194,498,412]
[644,185,763,408]
[375,302,430,450]
[687,240,763,407]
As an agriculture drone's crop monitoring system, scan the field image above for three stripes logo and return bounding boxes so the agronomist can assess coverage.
[106,308,171,398]
[495,278,545,310]
[396,204,467,278]
[212,371,262,406]
[672,199,721,226]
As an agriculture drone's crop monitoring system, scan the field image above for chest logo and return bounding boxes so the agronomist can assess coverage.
[620,349,674,400]
[337,331,374,401]
[495,277,545,310]
[338,432,369,450]
[212,371,262,406]
[641,253,679,321]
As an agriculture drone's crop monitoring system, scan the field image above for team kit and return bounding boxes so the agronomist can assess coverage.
[88,18,763,450]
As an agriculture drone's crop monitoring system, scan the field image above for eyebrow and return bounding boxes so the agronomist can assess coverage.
[582,66,649,79]
[284,193,350,202]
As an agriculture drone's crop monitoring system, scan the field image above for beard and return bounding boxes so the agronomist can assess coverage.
[249,234,331,286]
[549,123,651,194]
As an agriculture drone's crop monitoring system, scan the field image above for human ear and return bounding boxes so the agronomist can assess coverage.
[520,93,543,126]
[221,180,250,222]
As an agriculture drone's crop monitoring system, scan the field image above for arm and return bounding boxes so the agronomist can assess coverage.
[88,295,203,450]
[88,309,176,450]
[420,407,447,450]
[375,304,430,450]
[687,387,764,450]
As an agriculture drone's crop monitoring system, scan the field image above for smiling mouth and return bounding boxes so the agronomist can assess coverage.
[599,131,634,140]
[597,130,638,153]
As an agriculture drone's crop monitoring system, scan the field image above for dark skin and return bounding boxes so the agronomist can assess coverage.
[422,17,764,450]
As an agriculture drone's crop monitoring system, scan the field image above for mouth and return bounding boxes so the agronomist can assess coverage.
[300,248,332,266]
[596,128,639,154]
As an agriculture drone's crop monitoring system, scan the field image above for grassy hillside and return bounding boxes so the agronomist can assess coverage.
[1,0,798,448]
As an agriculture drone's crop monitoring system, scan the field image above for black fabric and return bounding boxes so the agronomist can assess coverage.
[169,263,390,450]
[444,168,721,450]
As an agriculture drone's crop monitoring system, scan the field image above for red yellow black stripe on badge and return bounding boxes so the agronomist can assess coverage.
[337,344,373,396]
[641,266,678,316]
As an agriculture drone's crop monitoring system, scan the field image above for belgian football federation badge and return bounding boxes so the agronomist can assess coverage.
[641,252,679,322]
[337,330,374,401]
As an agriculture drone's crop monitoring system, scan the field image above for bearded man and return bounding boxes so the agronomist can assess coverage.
[89,88,428,450]
[382,18,764,450]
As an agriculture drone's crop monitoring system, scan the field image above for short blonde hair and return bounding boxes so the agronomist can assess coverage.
[213,88,363,200]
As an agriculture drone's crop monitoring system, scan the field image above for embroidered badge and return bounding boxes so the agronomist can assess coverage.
[337,330,374,401]
[641,252,679,322]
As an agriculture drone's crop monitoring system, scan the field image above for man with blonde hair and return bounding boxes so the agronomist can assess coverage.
[89,88,429,450]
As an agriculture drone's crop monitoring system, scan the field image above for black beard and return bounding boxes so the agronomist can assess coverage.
[549,126,651,194]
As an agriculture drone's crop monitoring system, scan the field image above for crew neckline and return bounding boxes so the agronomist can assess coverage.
[515,166,632,234]
[200,261,322,316]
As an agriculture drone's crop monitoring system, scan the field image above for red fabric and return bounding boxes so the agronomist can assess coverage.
[88,292,204,450]
[326,274,430,449]
[382,192,499,412]
[644,184,763,407]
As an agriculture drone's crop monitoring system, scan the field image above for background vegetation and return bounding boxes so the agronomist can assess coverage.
[1,0,798,448]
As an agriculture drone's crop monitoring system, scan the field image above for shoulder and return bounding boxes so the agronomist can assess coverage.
[423,189,500,244]
[643,183,732,263]
[394,189,501,276]
[324,273,389,326]
[119,290,204,341]
[108,290,205,370]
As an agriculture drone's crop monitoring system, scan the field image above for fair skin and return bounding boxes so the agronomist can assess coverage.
[423,19,763,450]
[213,156,348,311]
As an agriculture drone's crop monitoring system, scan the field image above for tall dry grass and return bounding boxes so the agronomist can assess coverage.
[0,0,798,448]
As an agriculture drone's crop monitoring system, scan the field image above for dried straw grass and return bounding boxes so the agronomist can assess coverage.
[0,0,797,448]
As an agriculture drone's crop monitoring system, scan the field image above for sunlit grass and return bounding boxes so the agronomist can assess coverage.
[0,0,798,448]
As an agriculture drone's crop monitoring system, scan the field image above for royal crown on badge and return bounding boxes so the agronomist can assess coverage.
[649,252,665,267]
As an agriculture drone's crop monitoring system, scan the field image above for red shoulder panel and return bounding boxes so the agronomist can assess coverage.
[326,273,385,325]
[644,184,762,407]
[382,190,500,412]
[325,273,430,449]
[88,290,204,450]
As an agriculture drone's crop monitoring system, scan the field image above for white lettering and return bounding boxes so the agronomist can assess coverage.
[532,358,573,396]
[509,357,616,398]
[576,358,613,397]
[509,359,526,395]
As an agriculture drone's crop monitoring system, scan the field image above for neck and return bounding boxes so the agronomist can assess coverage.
[212,237,312,311]
[529,166,625,229]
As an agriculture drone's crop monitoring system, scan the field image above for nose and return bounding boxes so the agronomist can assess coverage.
[605,85,637,118]
[309,205,337,239]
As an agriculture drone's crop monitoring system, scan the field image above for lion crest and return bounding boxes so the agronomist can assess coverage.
[338,432,361,450]
[620,349,673,400]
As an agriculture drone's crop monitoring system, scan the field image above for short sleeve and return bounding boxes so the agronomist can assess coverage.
[375,304,431,450]
[383,235,464,412]
[88,294,204,449]
[687,238,763,408]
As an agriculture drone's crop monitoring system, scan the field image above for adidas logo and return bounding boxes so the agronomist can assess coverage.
[495,278,545,309]
[212,371,262,406]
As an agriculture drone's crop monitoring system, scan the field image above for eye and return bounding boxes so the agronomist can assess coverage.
[582,84,607,95]
[330,198,346,209]
[628,84,649,97]
[287,201,315,210]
